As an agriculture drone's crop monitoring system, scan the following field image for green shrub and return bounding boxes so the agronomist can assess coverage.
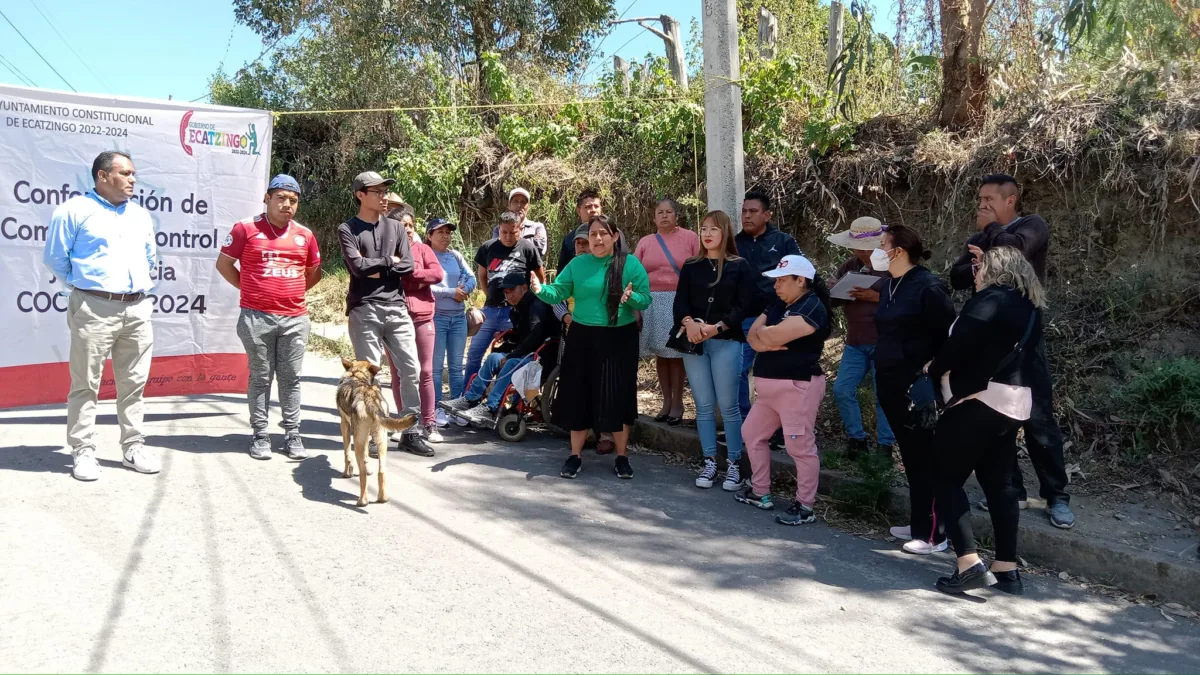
[1116,357,1200,430]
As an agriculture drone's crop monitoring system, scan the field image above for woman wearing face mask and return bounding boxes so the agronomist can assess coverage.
[735,255,833,526]
[634,197,699,425]
[390,205,444,445]
[928,247,1045,595]
[673,210,753,491]
[871,225,957,554]
[530,216,651,480]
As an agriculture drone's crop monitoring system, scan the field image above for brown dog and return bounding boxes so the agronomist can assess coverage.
[337,357,417,507]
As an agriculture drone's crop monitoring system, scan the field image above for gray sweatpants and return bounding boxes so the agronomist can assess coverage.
[236,309,310,435]
[348,302,421,421]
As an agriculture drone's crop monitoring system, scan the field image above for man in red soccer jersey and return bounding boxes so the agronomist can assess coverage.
[216,174,322,460]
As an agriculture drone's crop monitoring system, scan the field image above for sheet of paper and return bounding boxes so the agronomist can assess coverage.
[830,273,882,300]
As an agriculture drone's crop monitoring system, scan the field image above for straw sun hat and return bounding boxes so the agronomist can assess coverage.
[827,216,886,250]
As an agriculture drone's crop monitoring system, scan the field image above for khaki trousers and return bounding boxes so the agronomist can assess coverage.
[66,290,154,453]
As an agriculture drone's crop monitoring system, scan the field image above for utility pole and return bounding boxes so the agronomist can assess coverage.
[826,1,845,76]
[609,15,689,91]
[702,0,744,223]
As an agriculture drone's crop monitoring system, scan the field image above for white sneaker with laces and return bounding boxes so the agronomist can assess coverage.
[695,458,718,489]
[435,409,450,428]
[389,431,405,444]
[122,444,161,474]
[722,461,745,491]
[902,538,949,555]
[425,425,444,443]
[889,525,912,540]
[72,447,101,482]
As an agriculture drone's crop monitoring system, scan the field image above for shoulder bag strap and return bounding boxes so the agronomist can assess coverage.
[992,308,1039,376]
[654,233,681,276]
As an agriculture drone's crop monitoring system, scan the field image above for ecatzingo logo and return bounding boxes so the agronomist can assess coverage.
[179,110,260,157]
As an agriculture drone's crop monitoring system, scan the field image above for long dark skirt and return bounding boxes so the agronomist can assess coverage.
[552,321,639,433]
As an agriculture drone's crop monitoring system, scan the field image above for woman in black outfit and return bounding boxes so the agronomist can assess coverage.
[928,246,1046,595]
[872,225,957,555]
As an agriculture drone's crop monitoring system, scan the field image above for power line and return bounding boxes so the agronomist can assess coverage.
[0,52,37,87]
[579,0,641,80]
[0,7,75,91]
[581,29,644,81]
[26,0,111,91]
[190,28,305,104]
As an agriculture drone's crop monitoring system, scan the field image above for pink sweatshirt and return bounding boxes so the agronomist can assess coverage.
[403,240,444,321]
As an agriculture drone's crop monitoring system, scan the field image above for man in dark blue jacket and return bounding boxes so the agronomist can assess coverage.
[734,191,802,419]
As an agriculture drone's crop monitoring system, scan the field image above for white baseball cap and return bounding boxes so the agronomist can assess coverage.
[762,254,816,280]
[508,187,531,201]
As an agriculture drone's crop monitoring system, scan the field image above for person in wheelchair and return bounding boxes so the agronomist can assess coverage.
[440,273,559,427]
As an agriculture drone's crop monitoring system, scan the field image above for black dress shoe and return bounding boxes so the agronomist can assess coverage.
[936,562,998,595]
[654,412,670,422]
[665,415,683,426]
[991,569,1024,595]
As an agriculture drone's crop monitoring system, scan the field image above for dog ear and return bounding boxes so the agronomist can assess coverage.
[341,357,354,370]
[368,363,381,377]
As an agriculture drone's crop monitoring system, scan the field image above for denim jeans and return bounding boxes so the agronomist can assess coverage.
[433,312,467,402]
[464,305,512,381]
[738,317,757,419]
[465,352,534,410]
[683,337,744,461]
[832,343,896,446]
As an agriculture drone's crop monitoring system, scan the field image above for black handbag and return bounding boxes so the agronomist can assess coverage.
[908,308,1039,430]
[666,291,714,356]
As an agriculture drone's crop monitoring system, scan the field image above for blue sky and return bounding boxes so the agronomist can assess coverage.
[0,0,896,103]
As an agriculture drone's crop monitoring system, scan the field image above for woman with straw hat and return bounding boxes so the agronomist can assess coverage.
[827,217,896,459]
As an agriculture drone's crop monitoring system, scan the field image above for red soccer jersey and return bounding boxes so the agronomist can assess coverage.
[220,214,321,316]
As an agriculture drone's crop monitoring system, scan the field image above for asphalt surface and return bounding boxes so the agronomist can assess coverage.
[2,354,1198,673]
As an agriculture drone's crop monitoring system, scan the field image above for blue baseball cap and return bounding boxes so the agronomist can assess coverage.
[426,217,456,233]
[268,174,301,194]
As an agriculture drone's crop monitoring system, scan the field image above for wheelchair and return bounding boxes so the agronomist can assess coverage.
[457,330,564,442]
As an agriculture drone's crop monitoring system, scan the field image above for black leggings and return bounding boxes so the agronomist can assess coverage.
[877,374,943,544]
[933,400,1022,562]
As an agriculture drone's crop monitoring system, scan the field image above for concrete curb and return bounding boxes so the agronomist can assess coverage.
[632,415,1200,606]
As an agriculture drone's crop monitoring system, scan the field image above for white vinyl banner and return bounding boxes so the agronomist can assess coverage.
[0,84,272,408]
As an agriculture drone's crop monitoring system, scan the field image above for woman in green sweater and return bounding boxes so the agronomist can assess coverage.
[530,215,652,479]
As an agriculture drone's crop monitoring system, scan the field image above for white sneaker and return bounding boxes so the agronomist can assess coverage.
[454,414,470,427]
[424,425,444,443]
[122,444,161,474]
[435,409,450,428]
[889,525,912,540]
[72,447,101,481]
[389,431,406,444]
[902,538,949,555]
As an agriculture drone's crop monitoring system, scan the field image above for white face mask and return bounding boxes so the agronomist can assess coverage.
[870,248,891,272]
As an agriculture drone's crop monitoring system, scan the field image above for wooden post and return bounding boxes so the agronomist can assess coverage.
[826,0,845,76]
[659,14,689,91]
[614,55,630,94]
[757,7,778,60]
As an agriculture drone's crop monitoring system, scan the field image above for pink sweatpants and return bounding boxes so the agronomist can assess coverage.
[742,375,826,507]
[390,317,436,427]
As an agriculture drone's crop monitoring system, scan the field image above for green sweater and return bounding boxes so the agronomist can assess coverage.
[534,252,651,327]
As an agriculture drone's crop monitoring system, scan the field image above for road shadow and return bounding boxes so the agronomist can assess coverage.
[293,454,366,513]
[0,445,123,475]
[429,452,559,481]
[2,411,234,426]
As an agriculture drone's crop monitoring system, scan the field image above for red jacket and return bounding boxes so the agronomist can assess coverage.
[403,238,444,321]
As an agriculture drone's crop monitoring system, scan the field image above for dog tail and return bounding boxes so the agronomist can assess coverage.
[379,414,418,433]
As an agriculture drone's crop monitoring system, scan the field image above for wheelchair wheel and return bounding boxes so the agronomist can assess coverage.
[540,366,570,438]
[497,413,527,442]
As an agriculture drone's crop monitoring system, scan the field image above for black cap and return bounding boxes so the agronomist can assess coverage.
[351,171,394,193]
[499,273,529,289]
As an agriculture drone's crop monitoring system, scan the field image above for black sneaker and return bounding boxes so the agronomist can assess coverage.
[402,432,436,457]
[734,487,775,510]
[846,438,868,459]
[368,438,379,459]
[775,500,817,525]
[936,561,998,595]
[615,455,633,479]
[560,454,582,479]
[991,569,1024,595]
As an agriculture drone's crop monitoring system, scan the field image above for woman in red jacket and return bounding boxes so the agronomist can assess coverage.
[389,205,444,445]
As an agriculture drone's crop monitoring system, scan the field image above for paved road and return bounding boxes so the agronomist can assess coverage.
[2,354,1198,673]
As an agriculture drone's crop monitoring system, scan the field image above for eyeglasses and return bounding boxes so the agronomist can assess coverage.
[364,188,388,196]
